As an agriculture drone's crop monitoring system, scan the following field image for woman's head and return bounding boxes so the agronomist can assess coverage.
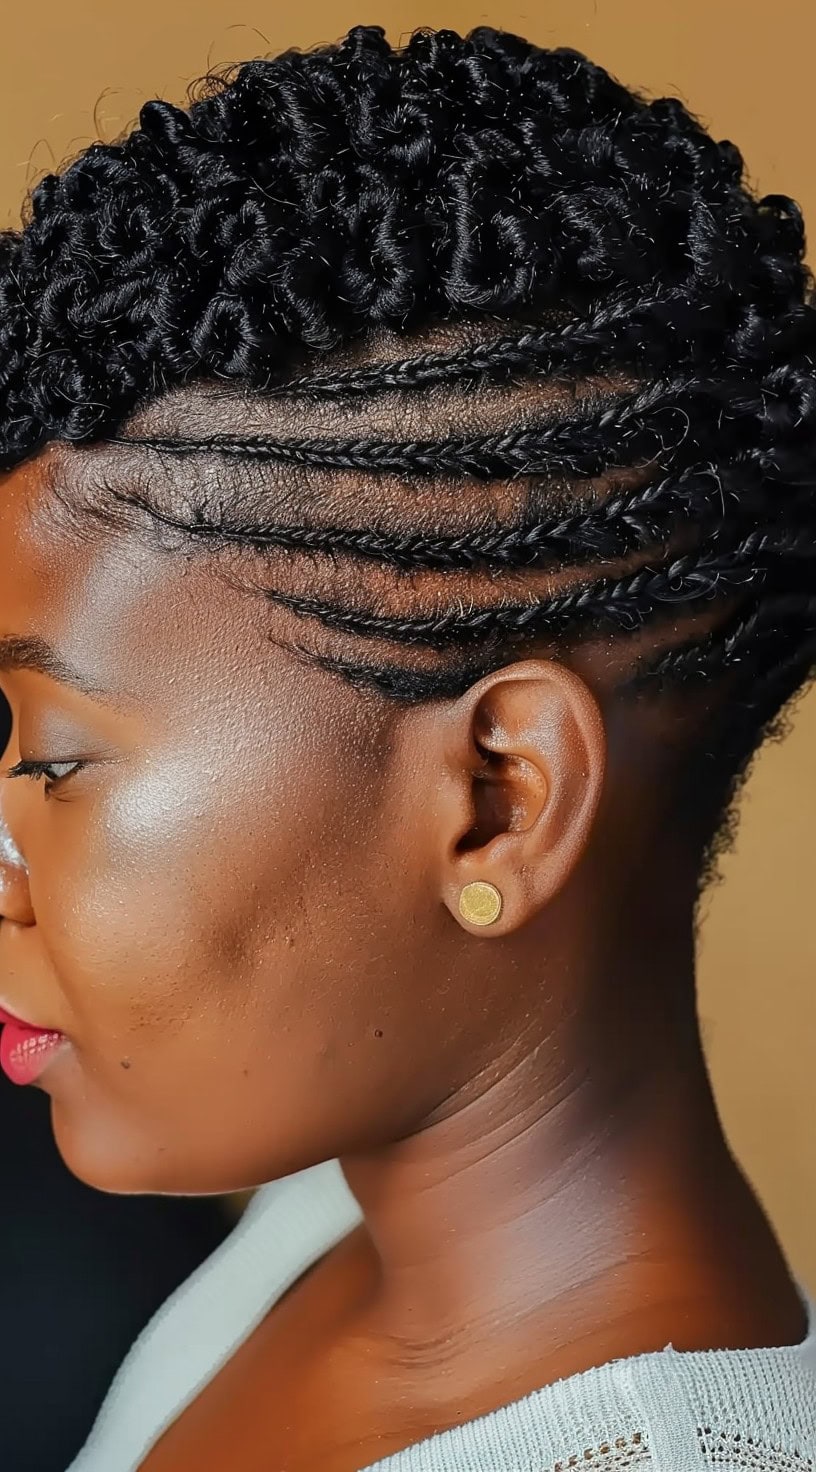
[0,25,814,1195]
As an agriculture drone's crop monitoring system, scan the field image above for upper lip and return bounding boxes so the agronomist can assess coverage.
[0,1002,60,1033]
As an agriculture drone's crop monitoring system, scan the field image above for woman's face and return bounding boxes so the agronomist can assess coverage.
[0,446,498,1194]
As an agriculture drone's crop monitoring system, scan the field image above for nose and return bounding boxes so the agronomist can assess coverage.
[0,790,35,927]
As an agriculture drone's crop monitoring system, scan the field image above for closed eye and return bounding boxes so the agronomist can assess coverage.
[3,758,87,795]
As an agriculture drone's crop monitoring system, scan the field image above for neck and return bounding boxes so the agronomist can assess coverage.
[340,921,804,1397]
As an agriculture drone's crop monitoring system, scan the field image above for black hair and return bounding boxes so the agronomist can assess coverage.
[2,23,816,851]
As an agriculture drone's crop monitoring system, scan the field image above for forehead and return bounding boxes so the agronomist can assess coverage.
[0,445,280,714]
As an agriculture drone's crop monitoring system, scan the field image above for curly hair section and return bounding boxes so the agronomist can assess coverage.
[2,24,813,456]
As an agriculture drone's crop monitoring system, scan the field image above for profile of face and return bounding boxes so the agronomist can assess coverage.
[0,20,811,1215]
[0,440,617,1196]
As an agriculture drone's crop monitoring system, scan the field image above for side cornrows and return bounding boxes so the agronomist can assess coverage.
[254,292,816,401]
[107,369,816,479]
[106,462,734,570]
[2,23,816,807]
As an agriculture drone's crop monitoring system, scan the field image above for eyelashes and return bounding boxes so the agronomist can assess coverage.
[4,758,87,795]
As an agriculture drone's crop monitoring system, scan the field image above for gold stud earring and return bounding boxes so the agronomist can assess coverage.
[458,880,503,927]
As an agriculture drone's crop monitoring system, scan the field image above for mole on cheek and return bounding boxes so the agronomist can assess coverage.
[120,1058,132,1070]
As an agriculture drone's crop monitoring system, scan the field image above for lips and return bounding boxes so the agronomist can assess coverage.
[0,1004,68,1086]
[0,1006,28,1026]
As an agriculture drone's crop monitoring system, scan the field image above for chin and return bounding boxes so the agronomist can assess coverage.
[47,1097,297,1197]
[47,1089,222,1196]
[50,1102,174,1194]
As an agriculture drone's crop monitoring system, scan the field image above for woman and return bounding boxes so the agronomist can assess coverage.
[0,22,813,1472]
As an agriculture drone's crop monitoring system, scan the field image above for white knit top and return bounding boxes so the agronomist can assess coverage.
[68,1159,816,1472]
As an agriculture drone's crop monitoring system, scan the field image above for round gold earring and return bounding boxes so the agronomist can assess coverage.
[458,880,503,927]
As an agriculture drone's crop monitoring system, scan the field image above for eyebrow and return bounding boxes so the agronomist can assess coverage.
[0,635,121,707]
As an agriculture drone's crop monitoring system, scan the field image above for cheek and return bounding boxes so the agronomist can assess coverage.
[35,739,419,1190]
[43,747,336,1038]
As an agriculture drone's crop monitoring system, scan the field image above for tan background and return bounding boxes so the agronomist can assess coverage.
[1,2,814,1288]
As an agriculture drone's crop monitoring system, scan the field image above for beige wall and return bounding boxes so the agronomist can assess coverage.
[2,1,814,1288]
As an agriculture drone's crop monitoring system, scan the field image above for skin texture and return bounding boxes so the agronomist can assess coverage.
[0,444,807,1471]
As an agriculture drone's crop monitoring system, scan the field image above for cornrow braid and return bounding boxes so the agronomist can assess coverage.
[106,370,798,481]
[107,459,802,574]
[254,294,737,400]
[650,594,816,687]
[274,590,816,710]
[260,529,814,649]
[256,288,816,402]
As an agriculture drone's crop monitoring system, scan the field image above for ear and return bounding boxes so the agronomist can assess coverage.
[437,659,606,936]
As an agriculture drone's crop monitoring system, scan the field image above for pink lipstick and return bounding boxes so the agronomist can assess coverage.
[0,1005,68,1085]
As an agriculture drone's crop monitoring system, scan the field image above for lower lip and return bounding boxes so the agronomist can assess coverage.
[0,1011,68,1086]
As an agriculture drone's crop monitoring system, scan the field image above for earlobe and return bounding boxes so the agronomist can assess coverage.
[447,659,606,935]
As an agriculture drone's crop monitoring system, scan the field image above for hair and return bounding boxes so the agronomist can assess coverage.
[2,23,816,860]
